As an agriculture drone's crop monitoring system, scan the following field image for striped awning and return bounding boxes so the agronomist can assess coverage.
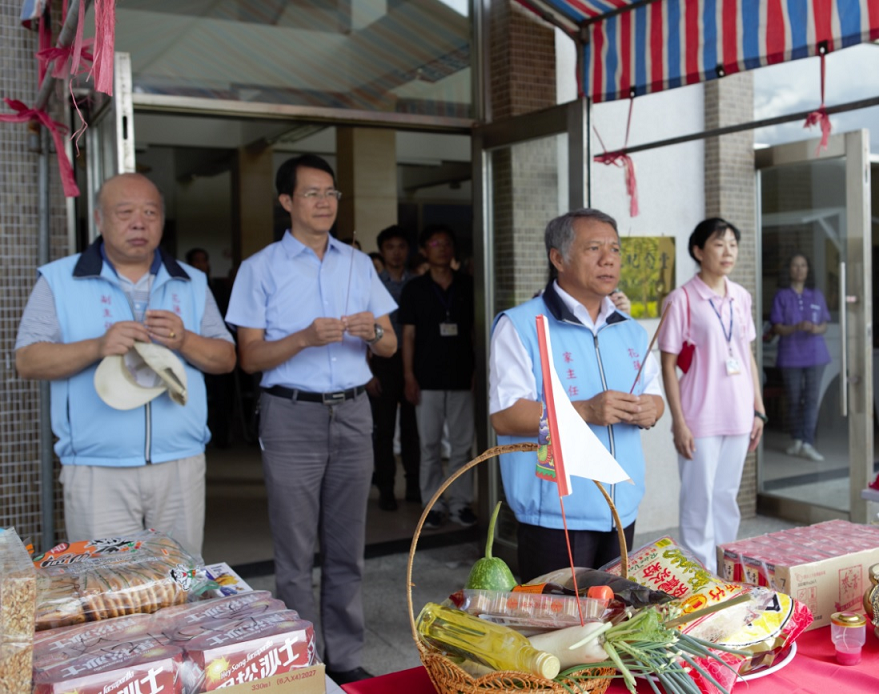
[519,0,879,102]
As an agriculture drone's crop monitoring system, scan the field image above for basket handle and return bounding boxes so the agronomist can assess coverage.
[406,442,630,644]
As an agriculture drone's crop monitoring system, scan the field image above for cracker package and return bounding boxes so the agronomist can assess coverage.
[33,530,210,630]
[0,528,37,694]
[33,640,183,694]
[603,537,813,692]
[179,612,315,692]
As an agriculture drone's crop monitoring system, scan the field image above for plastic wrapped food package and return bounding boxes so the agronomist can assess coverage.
[33,530,211,630]
[0,528,37,694]
[32,641,184,694]
[602,537,814,692]
[179,612,315,692]
[449,588,609,631]
[31,592,315,694]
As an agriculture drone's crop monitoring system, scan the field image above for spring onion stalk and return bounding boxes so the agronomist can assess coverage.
[557,605,750,694]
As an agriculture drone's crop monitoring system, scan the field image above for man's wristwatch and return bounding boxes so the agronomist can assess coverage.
[367,323,384,345]
[754,410,768,424]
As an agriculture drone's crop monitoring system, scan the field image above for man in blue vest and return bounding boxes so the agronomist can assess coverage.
[15,173,236,556]
[489,208,664,581]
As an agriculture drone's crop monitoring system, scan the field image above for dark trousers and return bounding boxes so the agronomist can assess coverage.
[369,352,419,494]
[259,391,373,671]
[517,521,636,584]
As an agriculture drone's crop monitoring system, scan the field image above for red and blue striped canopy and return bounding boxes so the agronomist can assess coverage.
[521,0,879,102]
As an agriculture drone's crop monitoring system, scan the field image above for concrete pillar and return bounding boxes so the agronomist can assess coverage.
[335,127,397,253]
[704,72,758,518]
[233,144,275,261]
[489,2,557,315]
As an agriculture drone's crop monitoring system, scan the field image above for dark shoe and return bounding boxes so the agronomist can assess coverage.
[378,489,398,511]
[405,486,422,504]
[326,666,373,684]
[450,507,477,527]
[423,510,444,529]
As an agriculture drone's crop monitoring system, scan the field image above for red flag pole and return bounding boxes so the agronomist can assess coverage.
[629,302,670,394]
[535,316,585,626]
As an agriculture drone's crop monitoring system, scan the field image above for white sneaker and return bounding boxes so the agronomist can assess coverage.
[800,443,825,462]
[786,440,803,456]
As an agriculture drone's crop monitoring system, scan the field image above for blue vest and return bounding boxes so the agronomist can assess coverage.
[38,242,209,467]
[494,285,649,532]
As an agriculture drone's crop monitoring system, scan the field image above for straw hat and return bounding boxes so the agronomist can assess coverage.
[94,342,188,410]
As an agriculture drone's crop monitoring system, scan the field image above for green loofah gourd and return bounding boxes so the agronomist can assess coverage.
[464,501,517,591]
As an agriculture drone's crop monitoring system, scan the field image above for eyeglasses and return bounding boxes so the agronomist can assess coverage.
[296,189,342,201]
[427,239,452,248]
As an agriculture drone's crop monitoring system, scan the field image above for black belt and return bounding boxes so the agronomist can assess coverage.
[262,385,366,405]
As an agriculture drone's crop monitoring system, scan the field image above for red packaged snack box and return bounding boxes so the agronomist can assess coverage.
[181,615,315,692]
[33,640,182,694]
[163,609,299,647]
[155,591,288,627]
[33,613,154,665]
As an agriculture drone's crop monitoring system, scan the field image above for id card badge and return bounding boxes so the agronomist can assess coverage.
[440,322,459,337]
[726,357,742,376]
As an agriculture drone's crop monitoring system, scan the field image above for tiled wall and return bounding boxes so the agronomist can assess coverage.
[1,0,68,546]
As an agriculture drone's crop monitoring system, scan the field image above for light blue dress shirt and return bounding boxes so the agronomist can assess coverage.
[225,232,397,391]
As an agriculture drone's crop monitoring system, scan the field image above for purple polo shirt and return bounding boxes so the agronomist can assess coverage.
[770,287,831,368]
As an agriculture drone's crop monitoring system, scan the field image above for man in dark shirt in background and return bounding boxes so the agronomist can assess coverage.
[399,225,475,529]
[367,225,420,510]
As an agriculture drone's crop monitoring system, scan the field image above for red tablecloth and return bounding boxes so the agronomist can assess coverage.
[341,626,879,693]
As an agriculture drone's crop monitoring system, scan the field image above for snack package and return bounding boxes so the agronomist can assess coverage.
[179,612,315,692]
[204,562,253,597]
[154,591,285,627]
[33,640,183,694]
[603,537,813,693]
[449,588,608,631]
[33,613,154,666]
[33,530,211,630]
[163,609,302,647]
[0,528,37,694]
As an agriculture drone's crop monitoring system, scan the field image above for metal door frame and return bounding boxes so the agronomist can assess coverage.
[471,99,589,550]
[756,130,873,523]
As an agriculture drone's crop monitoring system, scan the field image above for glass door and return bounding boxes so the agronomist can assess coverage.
[757,130,873,523]
[472,100,588,561]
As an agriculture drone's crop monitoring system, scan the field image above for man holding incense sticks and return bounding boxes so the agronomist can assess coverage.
[225,154,395,685]
[489,208,664,582]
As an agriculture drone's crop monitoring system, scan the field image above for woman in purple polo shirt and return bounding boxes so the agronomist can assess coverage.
[770,253,831,462]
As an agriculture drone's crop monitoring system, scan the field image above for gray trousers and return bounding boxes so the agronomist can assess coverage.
[259,391,373,671]
[415,389,474,512]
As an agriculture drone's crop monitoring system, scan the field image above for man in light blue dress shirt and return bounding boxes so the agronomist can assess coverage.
[225,154,397,685]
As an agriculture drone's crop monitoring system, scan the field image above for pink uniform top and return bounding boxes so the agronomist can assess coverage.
[658,274,756,437]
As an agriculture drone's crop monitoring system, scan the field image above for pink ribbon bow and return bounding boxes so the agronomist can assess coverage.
[804,50,832,154]
[36,40,94,80]
[593,96,639,217]
[0,98,80,197]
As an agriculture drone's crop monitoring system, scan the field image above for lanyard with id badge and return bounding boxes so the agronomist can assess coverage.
[709,296,740,375]
[433,282,458,337]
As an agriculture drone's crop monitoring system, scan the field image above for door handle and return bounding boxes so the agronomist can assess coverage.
[839,261,848,417]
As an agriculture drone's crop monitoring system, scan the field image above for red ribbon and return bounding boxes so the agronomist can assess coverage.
[593,96,639,217]
[90,0,116,96]
[804,50,831,154]
[0,98,80,197]
[36,40,94,80]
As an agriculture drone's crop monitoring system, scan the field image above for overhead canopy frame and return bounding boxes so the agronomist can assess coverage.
[517,0,879,103]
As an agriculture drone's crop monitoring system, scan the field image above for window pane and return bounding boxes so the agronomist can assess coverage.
[101,0,471,117]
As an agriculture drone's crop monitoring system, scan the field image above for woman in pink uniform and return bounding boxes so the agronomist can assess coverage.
[657,218,767,573]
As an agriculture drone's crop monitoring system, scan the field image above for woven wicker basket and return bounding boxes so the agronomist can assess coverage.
[406,442,629,694]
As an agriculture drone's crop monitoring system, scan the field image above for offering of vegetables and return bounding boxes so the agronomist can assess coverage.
[464,502,517,592]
